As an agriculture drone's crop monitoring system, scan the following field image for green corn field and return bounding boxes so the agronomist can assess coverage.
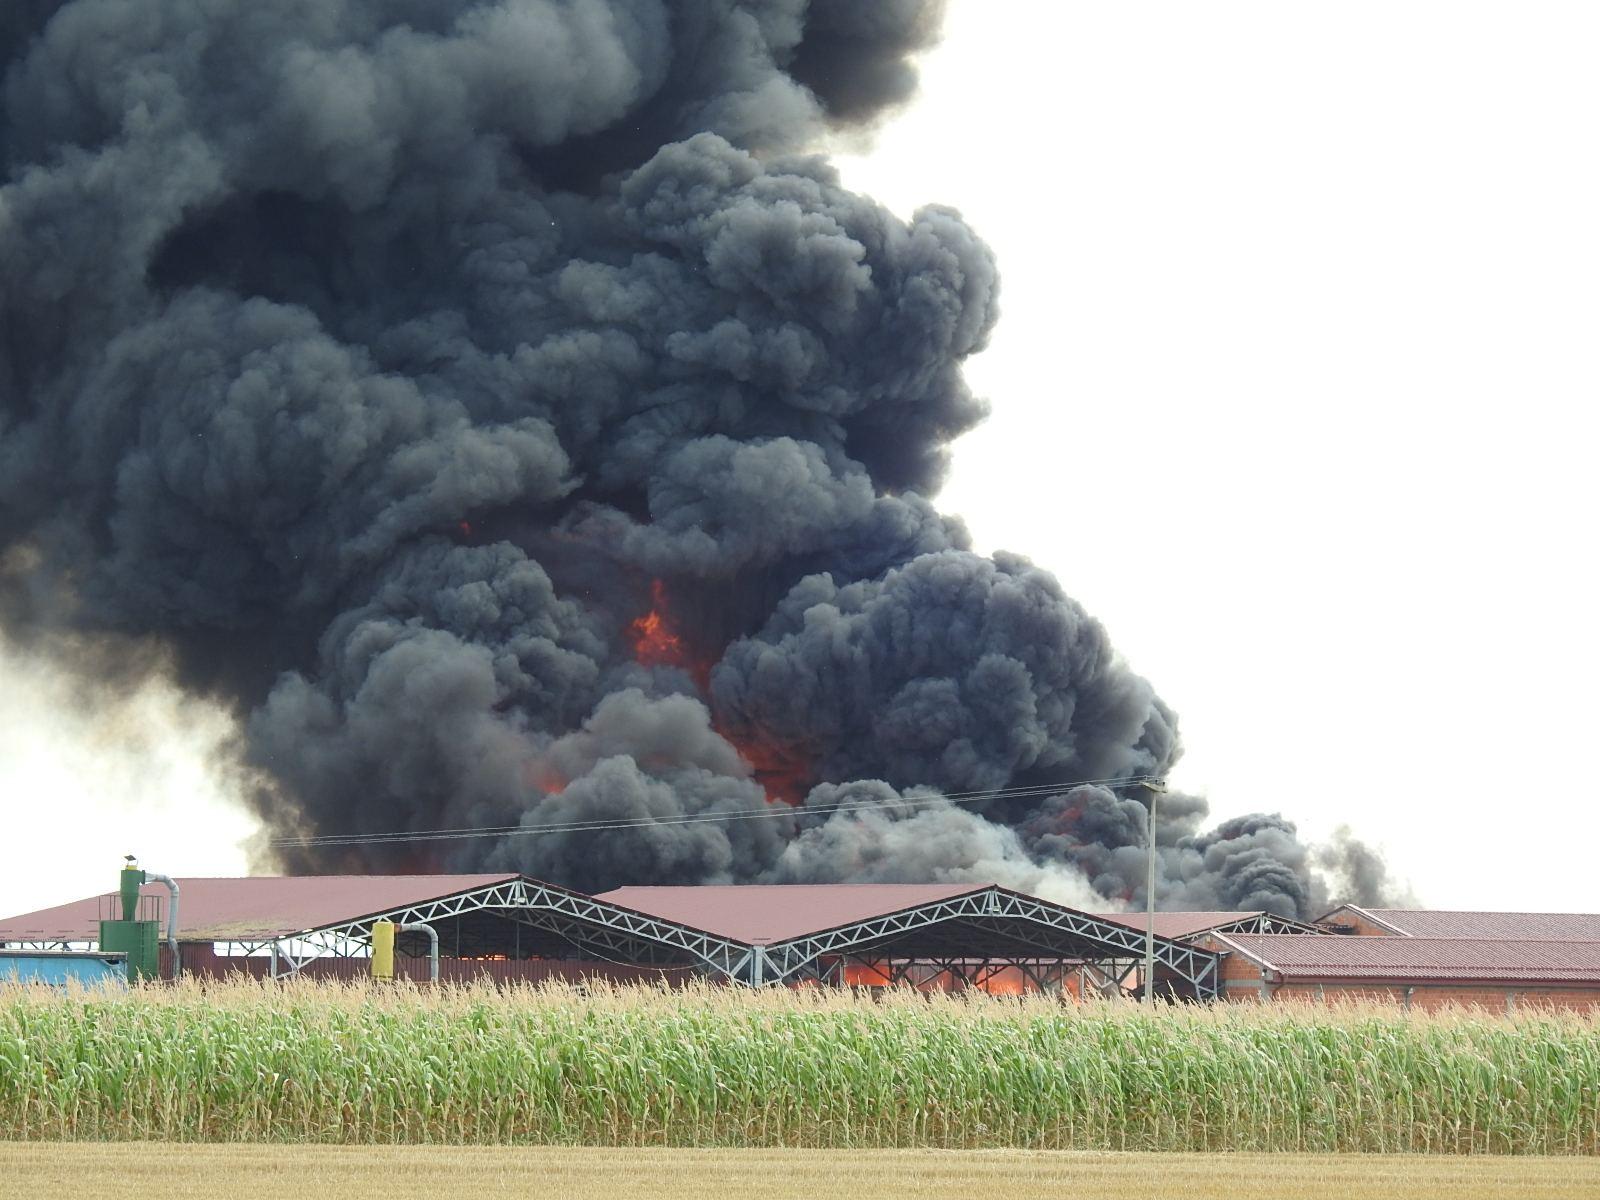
[1,979,1595,1153]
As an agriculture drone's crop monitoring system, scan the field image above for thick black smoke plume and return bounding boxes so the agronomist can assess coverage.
[0,1,1393,916]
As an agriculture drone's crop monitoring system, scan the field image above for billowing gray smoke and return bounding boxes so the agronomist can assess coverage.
[0,0,1393,917]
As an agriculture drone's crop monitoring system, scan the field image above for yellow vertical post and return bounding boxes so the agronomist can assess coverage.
[371,920,395,981]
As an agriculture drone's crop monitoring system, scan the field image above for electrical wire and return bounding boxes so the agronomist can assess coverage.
[269,774,1163,850]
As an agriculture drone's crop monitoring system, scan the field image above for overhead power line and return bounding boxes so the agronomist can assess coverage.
[270,775,1163,850]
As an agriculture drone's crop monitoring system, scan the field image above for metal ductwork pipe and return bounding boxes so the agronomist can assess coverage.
[400,922,439,983]
[142,872,181,981]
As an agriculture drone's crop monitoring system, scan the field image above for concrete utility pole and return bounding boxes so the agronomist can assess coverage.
[1143,779,1167,1003]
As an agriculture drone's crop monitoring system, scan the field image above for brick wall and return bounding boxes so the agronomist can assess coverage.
[1317,905,1400,936]
[1212,938,1269,1001]
[1337,913,1398,936]
[1142,970,1600,1012]
[1202,938,1600,1012]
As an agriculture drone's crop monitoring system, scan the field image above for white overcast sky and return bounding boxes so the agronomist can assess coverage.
[2,1,1597,917]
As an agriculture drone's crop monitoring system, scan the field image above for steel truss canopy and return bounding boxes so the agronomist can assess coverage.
[602,883,1221,996]
[248,875,774,982]
[0,875,1222,996]
[1095,909,1329,940]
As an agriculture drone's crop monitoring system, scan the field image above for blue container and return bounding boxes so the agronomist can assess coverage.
[0,950,127,989]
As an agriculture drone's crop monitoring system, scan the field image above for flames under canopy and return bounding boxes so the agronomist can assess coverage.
[0,0,1392,917]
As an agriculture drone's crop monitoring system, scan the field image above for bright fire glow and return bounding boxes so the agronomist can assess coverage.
[837,961,1042,994]
[732,737,812,807]
[627,578,814,805]
[523,761,568,795]
[975,966,1028,995]
[843,961,892,987]
[628,580,702,682]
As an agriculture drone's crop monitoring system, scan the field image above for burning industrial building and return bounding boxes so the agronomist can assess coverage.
[0,0,1390,917]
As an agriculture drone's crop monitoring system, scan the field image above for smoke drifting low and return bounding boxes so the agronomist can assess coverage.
[0,0,1393,917]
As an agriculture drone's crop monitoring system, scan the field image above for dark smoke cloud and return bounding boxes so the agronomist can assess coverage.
[711,551,1172,793]
[0,0,1394,917]
[767,780,1102,908]
[1317,825,1412,910]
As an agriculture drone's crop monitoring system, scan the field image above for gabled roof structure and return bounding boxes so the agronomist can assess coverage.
[2,875,1223,994]
[1318,905,1600,942]
[1,875,754,982]
[599,883,1223,994]
[1216,932,1600,986]
[599,884,982,945]
[0,874,520,943]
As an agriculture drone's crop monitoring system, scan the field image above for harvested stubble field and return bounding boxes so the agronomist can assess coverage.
[4,1144,1600,1200]
[1,979,1597,1154]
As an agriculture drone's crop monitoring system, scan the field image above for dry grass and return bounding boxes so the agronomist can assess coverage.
[3,977,1598,1152]
[3,1143,1599,1199]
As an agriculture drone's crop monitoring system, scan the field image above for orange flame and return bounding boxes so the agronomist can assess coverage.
[733,737,812,807]
[626,579,814,805]
[628,580,708,688]
[975,966,1028,995]
[843,961,892,987]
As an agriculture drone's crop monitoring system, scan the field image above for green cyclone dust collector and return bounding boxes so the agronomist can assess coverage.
[98,858,180,983]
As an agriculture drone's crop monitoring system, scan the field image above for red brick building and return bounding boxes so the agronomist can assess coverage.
[1206,930,1600,1012]
[8,875,1597,1010]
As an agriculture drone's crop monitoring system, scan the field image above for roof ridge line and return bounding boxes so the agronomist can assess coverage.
[1375,908,1600,918]
[1341,903,1412,936]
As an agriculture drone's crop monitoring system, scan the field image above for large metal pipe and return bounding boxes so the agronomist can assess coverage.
[142,872,181,981]
[400,922,439,983]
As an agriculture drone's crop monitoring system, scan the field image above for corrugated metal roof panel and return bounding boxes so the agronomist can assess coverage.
[1359,910,1600,941]
[1222,933,1600,984]
[0,875,521,942]
[597,883,985,944]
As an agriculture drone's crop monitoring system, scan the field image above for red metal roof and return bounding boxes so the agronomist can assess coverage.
[1220,933,1600,985]
[1339,908,1600,941]
[598,883,985,944]
[0,875,519,942]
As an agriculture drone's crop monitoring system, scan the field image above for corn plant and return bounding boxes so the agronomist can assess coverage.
[0,979,1595,1151]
